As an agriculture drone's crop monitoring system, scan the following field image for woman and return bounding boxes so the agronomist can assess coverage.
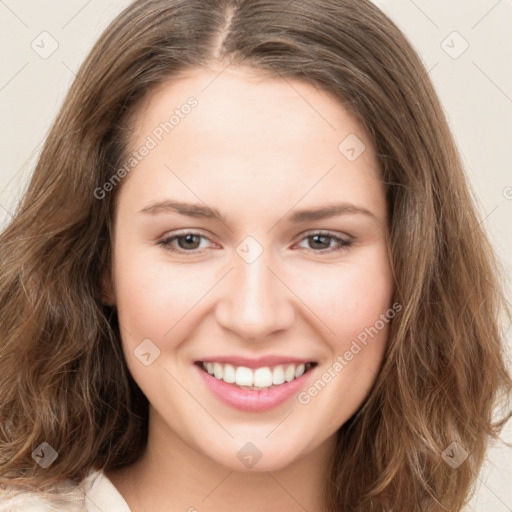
[1,0,510,510]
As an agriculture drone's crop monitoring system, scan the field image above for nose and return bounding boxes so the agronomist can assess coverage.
[214,245,295,341]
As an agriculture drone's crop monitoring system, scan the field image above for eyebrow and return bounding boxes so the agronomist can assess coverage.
[139,200,376,223]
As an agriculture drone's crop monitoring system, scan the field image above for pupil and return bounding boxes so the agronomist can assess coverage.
[311,234,329,249]
[179,234,200,249]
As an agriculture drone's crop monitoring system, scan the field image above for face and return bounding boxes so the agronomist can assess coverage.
[105,65,394,472]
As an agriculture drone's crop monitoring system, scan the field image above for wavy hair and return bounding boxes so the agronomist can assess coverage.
[1,0,511,510]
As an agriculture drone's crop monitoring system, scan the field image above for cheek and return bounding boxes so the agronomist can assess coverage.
[294,252,394,429]
[112,245,208,348]
[111,247,212,399]
[297,248,394,347]
[113,237,393,356]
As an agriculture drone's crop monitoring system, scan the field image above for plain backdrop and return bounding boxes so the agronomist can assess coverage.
[0,1,511,510]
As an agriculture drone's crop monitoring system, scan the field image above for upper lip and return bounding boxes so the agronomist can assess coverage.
[196,355,316,369]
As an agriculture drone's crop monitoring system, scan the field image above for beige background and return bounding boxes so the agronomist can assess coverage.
[0,0,511,509]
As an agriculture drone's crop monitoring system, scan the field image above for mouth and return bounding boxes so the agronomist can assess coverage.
[194,360,318,391]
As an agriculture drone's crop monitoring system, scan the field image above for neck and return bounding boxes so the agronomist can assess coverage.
[106,407,336,512]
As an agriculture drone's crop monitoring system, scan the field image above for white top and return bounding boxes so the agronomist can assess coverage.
[81,469,131,512]
[0,469,131,512]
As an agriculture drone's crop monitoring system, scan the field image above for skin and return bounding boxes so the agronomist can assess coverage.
[103,65,394,512]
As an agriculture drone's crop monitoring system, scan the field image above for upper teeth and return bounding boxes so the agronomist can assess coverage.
[202,362,313,389]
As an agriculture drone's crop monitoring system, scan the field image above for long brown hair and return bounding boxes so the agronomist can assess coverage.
[1,1,510,510]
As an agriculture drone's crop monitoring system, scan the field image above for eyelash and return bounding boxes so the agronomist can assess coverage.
[157,230,353,255]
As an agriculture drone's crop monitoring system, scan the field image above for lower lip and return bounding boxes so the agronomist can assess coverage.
[195,363,316,412]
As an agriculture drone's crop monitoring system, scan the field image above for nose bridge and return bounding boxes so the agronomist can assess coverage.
[214,237,294,339]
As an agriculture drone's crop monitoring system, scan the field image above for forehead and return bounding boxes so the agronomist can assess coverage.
[131,66,372,156]
[120,66,385,220]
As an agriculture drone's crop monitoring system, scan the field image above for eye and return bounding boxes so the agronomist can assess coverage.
[157,230,353,255]
[295,231,353,253]
[158,231,213,253]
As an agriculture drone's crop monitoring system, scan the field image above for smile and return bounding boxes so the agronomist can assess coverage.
[194,360,319,412]
[199,361,316,390]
